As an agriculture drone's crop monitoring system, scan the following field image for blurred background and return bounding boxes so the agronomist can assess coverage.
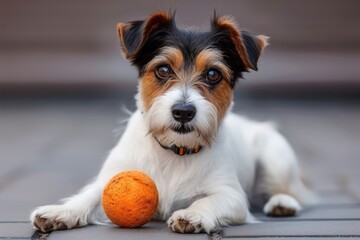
[0,0,360,223]
[1,0,360,98]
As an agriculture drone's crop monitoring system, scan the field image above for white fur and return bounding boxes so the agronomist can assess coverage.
[30,85,316,234]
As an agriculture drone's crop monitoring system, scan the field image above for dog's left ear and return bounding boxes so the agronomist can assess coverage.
[117,12,175,62]
[211,15,269,71]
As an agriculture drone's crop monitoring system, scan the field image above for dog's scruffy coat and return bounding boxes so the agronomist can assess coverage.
[31,12,316,234]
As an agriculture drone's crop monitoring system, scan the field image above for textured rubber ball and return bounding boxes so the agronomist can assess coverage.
[102,170,159,227]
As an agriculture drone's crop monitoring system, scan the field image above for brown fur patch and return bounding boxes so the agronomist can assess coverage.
[146,47,184,73]
[194,48,233,124]
[256,35,270,54]
[140,47,183,112]
[215,16,254,70]
[194,48,232,81]
[213,16,268,71]
[140,73,176,112]
[116,22,128,58]
[198,80,233,124]
[117,12,173,60]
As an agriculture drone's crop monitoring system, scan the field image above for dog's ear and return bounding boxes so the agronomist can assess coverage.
[211,15,268,71]
[117,12,175,62]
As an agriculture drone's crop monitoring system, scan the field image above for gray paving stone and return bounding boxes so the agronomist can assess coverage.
[0,102,123,221]
[49,222,208,240]
[223,221,360,237]
[318,190,359,205]
[347,182,360,204]
[0,198,33,222]
[0,168,99,221]
[0,223,33,239]
[0,103,119,198]
[255,206,360,221]
[2,100,360,239]
[223,238,360,240]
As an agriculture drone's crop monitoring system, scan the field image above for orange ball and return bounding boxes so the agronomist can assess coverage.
[102,170,159,228]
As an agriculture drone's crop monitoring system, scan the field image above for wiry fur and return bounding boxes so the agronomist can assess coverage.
[30,12,317,234]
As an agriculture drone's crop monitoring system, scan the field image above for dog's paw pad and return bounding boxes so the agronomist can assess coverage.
[263,194,302,217]
[167,210,205,233]
[30,205,85,232]
[267,206,296,216]
[33,216,68,233]
[170,218,200,233]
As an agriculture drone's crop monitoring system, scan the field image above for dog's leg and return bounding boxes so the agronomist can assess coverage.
[30,181,104,232]
[254,126,317,216]
[167,185,253,234]
[30,145,128,233]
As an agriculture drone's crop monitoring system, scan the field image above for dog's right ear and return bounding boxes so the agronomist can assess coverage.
[117,12,175,62]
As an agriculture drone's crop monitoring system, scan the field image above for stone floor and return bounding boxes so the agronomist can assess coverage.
[1,97,359,239]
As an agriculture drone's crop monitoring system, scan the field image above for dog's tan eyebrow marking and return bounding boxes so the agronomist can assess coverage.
[194,49,232,81]
[146,47,184,71]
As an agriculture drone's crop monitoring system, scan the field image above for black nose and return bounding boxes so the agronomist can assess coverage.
[171,103,196,123]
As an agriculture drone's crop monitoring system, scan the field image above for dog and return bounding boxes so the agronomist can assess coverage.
[30,11,316,234]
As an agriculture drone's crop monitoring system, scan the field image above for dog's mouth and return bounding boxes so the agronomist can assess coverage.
[171,124,194,134]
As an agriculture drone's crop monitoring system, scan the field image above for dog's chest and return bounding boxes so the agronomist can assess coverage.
[150,158,208,219]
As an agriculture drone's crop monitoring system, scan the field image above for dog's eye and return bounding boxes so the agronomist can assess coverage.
[155,65,172,80]
[206,69,222,84]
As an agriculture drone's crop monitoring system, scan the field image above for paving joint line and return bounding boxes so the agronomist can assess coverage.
[0,238,31,240]
[256,218,360,222]
[0,221,30,224]
[223,235,360,238]
[31,230,50,240]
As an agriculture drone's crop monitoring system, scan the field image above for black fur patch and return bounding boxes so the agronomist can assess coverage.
[120,13,262,88]
[241,30,261,71]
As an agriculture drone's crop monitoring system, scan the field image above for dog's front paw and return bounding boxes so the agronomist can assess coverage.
[167,210,204,233]
[30,205,86,233]
[167,209,217,234]
[263,194,302,217]
[33,216,68,233]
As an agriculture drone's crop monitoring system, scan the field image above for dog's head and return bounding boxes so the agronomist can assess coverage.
[117,12,268,150]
